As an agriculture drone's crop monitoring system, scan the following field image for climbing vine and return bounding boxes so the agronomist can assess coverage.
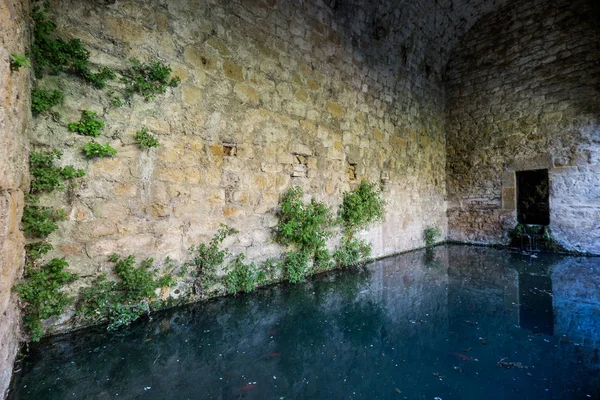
[17,4,180,341]
[15,257,77,342]
[31,4,115,87]
[29,150,85,193]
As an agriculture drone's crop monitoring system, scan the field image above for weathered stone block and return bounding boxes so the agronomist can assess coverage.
[327,101,344,118]
[501,188,516,210]
[223,60,244,82]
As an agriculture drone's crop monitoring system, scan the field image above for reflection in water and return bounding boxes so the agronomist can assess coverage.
[9,245,600,399]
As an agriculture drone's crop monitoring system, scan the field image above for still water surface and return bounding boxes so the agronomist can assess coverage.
[9,245,600,399]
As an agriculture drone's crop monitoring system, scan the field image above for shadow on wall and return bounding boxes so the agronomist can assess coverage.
[444,0,600,253]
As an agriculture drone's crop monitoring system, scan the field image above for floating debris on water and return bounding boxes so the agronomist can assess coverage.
[497,358,528,369]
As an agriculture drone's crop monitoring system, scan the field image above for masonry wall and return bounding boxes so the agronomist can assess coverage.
[445,0,600,254]
[0,0,30,396]
[30,0,451,333]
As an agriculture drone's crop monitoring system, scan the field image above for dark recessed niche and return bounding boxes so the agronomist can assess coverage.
[516,169,549,225]
[348,163,357,181]
[291,153,309,177]
[223,144,237,156]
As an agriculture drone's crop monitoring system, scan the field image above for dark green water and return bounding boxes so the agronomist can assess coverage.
[9,245,600,399]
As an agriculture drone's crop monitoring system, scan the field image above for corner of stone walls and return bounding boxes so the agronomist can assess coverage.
[445,0,600,254]
[0,0,30,397]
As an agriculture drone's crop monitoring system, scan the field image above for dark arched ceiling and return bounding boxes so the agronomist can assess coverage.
[329,0,511,72]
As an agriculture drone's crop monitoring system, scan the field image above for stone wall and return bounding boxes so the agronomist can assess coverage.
[30,0,455,333]
[445,0,600,254]
[0,0,30,396]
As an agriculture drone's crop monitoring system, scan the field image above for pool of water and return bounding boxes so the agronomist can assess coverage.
[9,245,600,399]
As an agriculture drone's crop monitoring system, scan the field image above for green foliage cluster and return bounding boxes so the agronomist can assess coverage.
[187,225,238,292]
[15,5,185,342]
[276,187,333,251]
[135,127,160,149]
[424,226,442,247]
[124,59,181,101]
[10,53,31,71]
[275,187,334,280]
[332,180,385,268]
[30,150,85,193]
[83,142,117,158]
[338,180,385,233]
[17,149,83,339]
[31,5,114,88]
[282,250,310,283]
[25,242,54,262]
[508,223,568,253]
[21,204,65,239]
[224,254,270,294]
[110,96,123,107]
[14,258,77,341]
[68,110,104,137]
[77,255,172,331]
[31,88,64,115]
[333,238,372,268]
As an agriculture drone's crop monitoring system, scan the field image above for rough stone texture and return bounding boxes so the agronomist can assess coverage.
[445,0,600,254]
[0,0,30,396]
[29,0,470,333]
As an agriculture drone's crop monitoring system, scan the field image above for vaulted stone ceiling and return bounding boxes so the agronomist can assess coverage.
[330,0,511,70]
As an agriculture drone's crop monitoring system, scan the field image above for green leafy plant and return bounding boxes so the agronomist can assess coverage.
[14,258,77,341]
[83,142,117,158]
[508,223,568,253]
[123,59,180,101]
[10,53,31,71]
[112,255,173,299]
[68,110,104,137]
[110,96,123,107]
[77,255,172,331]
[22,204,65,239]
[338,180,385,233]
[25,242,54,262]
[187,224,238,293]
[314,246,334,271]
[31,6,114,87]
[85,66,116,89]
[31,88,64,115]
[224,254,261,294]
[276,187,333,252]
[134,127,160,149]
[282,250,311,283]
[275,187,334,279]
[424,226,441,247]
[30,150,85,193]
[334,238,372,268]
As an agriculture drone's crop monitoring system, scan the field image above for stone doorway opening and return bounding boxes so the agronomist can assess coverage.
[516,169,550,225]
